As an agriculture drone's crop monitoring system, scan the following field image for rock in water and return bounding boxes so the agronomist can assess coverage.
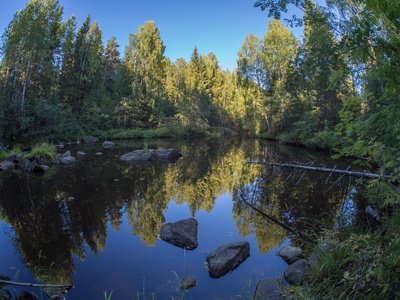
[160,218,198,250]
[76,151,86,158]
[284,259,309,285]
[103,141,115,148]
[59,155,76,165]
[206,241,250,278]
[277,245,302,264]
[253,277,282,300]
[120,150,156,163]
[179,276,196,290]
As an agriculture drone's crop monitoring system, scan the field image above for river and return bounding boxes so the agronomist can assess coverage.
[0,137,366,299]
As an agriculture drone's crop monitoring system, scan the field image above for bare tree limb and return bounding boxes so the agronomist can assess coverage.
[240,193,304,239]
[244,161,394,180]
[0,279,73,289]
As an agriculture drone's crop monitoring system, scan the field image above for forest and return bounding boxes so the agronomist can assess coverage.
[1,0,400,298]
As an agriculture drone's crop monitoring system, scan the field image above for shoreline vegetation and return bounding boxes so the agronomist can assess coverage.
[1,0,400,298]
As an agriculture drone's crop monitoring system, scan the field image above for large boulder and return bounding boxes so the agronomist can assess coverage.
[120,148,184,166]
[277,245,302,264]
[253,277,282,300]
[284,259,309,285]
[206,241,250,278]
[120,149,156,164]
[160,218,198,250]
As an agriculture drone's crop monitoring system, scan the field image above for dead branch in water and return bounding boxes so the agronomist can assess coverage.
[240,194,304,240]
[0,279,73,289]
[244,161,394,180]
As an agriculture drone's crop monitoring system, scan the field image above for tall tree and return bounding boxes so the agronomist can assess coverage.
[122,21,166,127]
[0,0,64,140]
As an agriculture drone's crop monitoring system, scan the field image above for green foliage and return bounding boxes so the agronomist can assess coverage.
[25,142,56,160]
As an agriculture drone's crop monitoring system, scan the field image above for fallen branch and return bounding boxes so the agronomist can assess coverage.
[0,279,73,289]
[244,161,394,180]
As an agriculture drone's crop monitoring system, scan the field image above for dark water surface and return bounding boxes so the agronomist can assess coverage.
[0,137,366,299]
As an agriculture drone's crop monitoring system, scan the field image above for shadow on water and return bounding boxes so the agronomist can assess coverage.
[0,137,366,298]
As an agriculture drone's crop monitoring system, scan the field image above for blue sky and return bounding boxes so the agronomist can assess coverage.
[0,0,305,71]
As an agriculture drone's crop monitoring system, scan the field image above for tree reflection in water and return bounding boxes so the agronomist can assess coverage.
[0,138,365,290]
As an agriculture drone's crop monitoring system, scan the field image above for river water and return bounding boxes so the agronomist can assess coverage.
[0,137,366,299]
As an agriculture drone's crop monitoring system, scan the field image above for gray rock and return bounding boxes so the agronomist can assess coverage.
[59,155,76,165]
[160,218,198,250]
[206,241,250,278]
[284,259,309,285]
[34,165,50,172]
[103,141,115,148]
[0,160,14,171]
[253,277,282,300]
[120,148,184,166]
[77,151,86,158]
[277,245,302,264]
[120,150,156,163]
[62,151,71,157]
[96,152,103,155]
[179,276,196,290]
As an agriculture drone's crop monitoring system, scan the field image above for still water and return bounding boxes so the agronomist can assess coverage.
[0,137,365,299]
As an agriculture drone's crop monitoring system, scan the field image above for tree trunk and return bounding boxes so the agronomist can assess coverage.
[21,61,31,122]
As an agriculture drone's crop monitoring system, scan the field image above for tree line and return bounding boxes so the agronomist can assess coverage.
[1,0,399,181]
[0,0,261,144]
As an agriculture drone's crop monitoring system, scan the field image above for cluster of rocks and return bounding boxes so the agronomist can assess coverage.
[1,138,186,175]
[159,218,251,292]
[0,153,50,173]
[253,245,309,299]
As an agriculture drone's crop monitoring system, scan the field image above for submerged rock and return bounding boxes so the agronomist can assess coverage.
[179,276,196,290]
[160,218,198,250]
[277,245,302,264]
[206,241,250,278]
[284,259,309,285]
[253,277,282,300]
